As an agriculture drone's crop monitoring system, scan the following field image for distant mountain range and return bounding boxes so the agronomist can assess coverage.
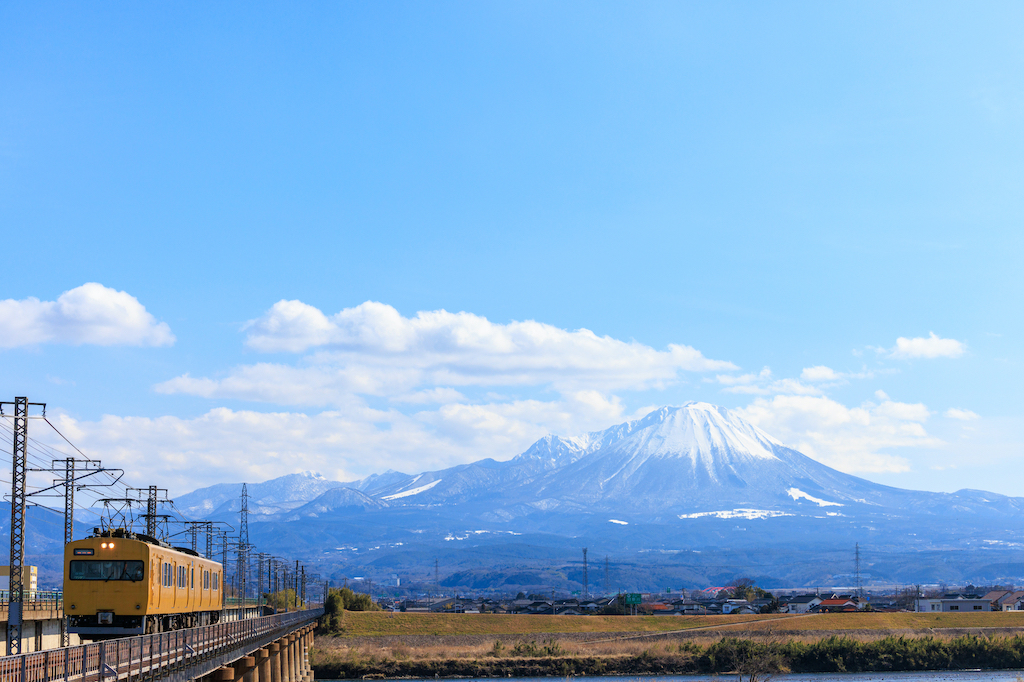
[168,403,1024,593]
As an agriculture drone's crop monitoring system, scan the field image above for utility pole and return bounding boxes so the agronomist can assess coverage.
[256,552,265,608]
[205,522,214,559]
[855,543,863,600]
[435,558,440,598]
[301,565,306,607]
[281,562,288,610]
[582,547,589,600]
[605,556,610,595]
[238,484,249,615]
[135,486,168,539]
[294,560,300,607]
[62,457,73,648]
[63,458,75,545]
[3,397,44,656]
[146,485,157,536]
[270,560,278,613]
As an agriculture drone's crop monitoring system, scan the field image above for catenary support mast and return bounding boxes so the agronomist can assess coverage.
[4,397,44,655]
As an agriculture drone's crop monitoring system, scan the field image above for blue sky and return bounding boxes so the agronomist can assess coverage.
[1,2,1022,495]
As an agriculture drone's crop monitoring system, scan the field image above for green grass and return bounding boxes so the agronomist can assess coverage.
[341,612,802,636]
[767,611,1024,631]
[337,610,1024,637]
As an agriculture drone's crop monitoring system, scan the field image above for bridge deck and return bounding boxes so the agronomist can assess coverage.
[0,609,322,682]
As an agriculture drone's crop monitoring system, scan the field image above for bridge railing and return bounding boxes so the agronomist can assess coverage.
[0,593,64,613]
[0,608,323,682]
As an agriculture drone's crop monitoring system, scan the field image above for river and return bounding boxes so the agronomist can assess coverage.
[324,673,1024,681]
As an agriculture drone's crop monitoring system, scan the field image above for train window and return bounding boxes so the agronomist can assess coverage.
[177,565,187,588]
[213,572,219,591]
[203,570,210,590]
[191,567,195,589]
[163,562,172,587]
[69,560,144,581]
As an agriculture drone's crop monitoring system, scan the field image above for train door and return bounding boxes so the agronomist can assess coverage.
[152,556,160,609]
[173,560,180,611]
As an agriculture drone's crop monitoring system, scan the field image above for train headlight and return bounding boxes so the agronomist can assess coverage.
[109,543,115,548]
[101,543,107,548]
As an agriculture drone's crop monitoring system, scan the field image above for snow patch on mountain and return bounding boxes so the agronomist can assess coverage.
[382,479,442,500]
[787,488,842,507]
[608,519,629,525]
[679,509,793,520]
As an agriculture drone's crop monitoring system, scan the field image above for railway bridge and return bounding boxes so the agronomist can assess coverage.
[0,608,323,682]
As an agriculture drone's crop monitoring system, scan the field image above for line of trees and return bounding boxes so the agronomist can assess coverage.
[321,587,380,632]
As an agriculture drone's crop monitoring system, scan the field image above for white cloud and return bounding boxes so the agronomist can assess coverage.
[945,408,980,421]
[715,368,821,397]
[392,388,467,405]
[158,300,736,405]
[735,394,942,474]
[42,392,635,495]
[801,365,840,381]
[889,332,966,359]
[0,283,174,348]
[716,367,772,386]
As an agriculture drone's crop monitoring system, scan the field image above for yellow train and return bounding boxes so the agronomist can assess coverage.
[64,530,224,639]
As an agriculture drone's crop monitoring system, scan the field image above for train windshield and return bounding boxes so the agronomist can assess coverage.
[69,560,144,581]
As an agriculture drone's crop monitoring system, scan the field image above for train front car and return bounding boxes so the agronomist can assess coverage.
[64,531,224,639]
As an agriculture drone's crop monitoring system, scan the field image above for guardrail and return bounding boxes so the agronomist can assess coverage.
[0,593,63,603]
[0,594,64,613]
[0,608,323,682]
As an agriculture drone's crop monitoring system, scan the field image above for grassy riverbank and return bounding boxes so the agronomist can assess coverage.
[312,612,1024,678]
[333,610,1024,637]
[332,612,788,636]
[310,632,1024,678]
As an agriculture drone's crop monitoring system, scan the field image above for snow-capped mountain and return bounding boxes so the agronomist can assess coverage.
[174,471,343,518]
[170,403,1024,588]
[186,403,1024,523]
[283,486,388,520]
[333,403,910,517]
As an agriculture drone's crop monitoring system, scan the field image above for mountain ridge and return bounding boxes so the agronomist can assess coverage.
[170,403,1024,589]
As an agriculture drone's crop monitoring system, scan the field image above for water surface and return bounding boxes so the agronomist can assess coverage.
[324,672,1024,682]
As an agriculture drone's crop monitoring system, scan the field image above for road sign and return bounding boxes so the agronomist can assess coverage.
[624,593,642,605]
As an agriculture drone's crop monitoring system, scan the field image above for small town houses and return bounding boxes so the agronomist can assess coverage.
[380,592,878,615]
[915,591,1024,612]
[378,589,1024,616]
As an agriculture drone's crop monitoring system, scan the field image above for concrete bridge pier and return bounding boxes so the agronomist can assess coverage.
[269,642,282,682]
[302,626,314,681]
[285,635,295,682]
[256,648,271,682]
[213,667,236,682]
[296,629,308,681]
[195,623,316,682]
[234,655,258,682]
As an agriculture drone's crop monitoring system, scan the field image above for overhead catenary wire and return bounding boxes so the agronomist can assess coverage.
[0,409,301,597]
[0,417,146,538]
[0,419,130,497]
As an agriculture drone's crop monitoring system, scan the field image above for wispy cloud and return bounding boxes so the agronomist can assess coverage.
[945,408,980,421]
[714,367,821,396]
[736,394,940,474]
[0,283,174,348]
[800,365,841,381]
[888,332,966,359]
